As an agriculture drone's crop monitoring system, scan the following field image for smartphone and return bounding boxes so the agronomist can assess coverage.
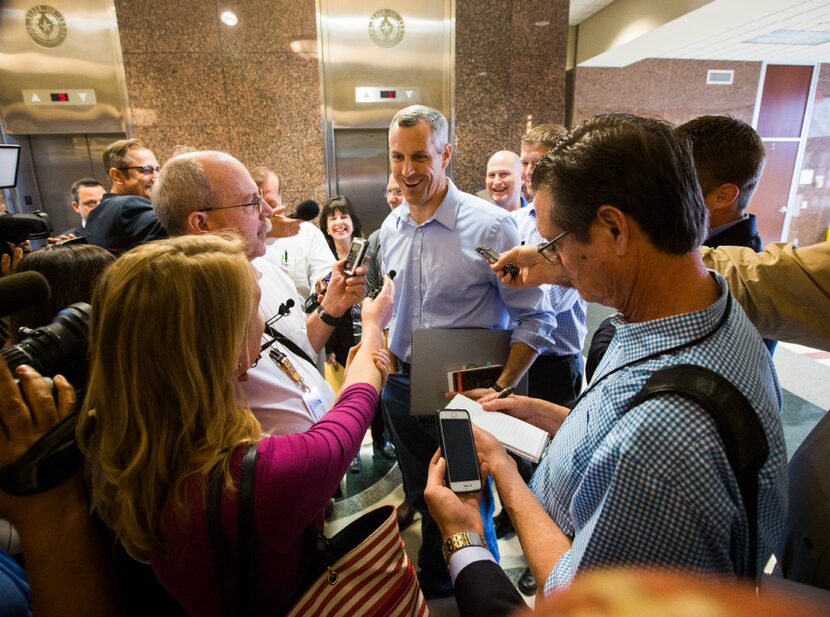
[343,237,369,276]
[437,409,482,493]
[475,246,519,278]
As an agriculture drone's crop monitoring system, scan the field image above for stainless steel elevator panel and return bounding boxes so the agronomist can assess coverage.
[0,0,131,134]
[317,0,454,233]
[334,129,390,233]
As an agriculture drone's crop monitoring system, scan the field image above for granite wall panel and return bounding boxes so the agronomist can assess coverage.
[114,0,324,207]
[454,0,569,194]
[114,0,568,205]
[790,63,830,245]
[572,59,762,126]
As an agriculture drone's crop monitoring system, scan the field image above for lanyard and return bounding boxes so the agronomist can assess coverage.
[269,347,311,393]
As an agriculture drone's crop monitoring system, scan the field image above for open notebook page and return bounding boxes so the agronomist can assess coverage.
[445,394,551,464]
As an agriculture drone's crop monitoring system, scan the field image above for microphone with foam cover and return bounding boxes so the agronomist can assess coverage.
[0,271,51,318]
[288,200,320,221]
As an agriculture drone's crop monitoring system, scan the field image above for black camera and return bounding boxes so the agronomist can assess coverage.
[2,302,91,387]
[0,302,91,496]
[0,211,53,255]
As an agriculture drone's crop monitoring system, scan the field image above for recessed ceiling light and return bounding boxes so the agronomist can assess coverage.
[743,29,830,45]
[535,20,550,27]
[220,11,238,26]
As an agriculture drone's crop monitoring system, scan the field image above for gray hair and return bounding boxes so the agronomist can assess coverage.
[152,155,220,236]
[390,105,449,151]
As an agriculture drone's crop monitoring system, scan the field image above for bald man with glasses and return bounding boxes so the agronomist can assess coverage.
[83,138,167,252]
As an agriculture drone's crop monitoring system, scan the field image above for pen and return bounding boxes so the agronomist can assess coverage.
[496,386,515,399]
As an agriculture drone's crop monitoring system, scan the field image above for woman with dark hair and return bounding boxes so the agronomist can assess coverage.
[317,196,395,470]
[9,243,115,343]
[319,195,364,265]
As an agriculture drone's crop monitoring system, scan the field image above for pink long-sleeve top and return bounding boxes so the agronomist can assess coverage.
[150,382,378,616]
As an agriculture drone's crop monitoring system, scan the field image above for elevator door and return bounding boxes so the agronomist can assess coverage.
[8,133,123,234]
[334,129,390,235]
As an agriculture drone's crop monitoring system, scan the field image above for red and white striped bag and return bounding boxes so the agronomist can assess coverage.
[286,506,429,617]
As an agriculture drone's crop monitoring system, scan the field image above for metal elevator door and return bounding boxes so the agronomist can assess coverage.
[5,133,123,233]
[334,129,390,235]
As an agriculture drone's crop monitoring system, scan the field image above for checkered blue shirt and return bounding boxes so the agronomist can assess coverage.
[530,273,788,594]
[511,205,587,356]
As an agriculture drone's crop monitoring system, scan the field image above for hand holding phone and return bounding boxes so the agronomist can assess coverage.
[475,246,519,279]
[343,238,369,276]
[437,409,482,493]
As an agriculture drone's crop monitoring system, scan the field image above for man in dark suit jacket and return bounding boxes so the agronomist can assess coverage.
[61,178,105,237]
[83,138,166,252]
[675,115,765,252]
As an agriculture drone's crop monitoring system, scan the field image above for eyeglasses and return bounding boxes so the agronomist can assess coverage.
[197,190,263,215]
[384,188,403,197]
[117,165,161,175]
[537,230,569,263]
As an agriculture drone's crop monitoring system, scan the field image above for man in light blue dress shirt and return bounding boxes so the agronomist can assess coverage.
[379,105,554,596]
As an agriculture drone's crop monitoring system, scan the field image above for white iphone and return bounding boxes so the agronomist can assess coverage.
[437,409,482,493]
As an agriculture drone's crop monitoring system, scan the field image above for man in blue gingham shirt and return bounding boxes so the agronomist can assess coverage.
[422,114,788,615]
[531,273,787,592]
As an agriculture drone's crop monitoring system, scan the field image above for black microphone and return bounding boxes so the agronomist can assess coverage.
[288,200,319,221]
[278,298,295,317]
[0,271,51,318]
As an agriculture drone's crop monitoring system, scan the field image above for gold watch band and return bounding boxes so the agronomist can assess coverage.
[442,531,487,565]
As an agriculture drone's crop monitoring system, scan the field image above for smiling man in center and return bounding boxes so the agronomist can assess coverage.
[378,104,555,597]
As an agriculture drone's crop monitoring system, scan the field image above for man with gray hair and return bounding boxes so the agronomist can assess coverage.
[379,104,554,597]
[154,150,366,434]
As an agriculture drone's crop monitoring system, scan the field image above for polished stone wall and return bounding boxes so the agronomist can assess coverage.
[115,0,325,207]
[453,0,569,194]
[114,0,569,206]
[572,59,762,126]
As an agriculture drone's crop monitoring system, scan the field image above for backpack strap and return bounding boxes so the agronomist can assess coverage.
[631,364,769,579]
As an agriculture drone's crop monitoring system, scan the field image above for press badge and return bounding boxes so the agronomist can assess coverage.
[302,390,326,422]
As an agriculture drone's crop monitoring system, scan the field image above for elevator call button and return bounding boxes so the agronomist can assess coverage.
[23,89,97,106]
[355,87,420,103]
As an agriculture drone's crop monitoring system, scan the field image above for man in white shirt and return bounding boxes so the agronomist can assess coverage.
[252,166,335,299]
[153,151,366,434]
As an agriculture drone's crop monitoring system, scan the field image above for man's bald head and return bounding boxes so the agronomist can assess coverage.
[485,150,522,211]
[153,151,274,260]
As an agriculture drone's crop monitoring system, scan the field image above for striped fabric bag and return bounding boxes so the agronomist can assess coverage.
[208,447,428,617]
[286,505,429,617]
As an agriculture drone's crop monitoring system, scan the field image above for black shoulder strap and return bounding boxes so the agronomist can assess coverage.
[208,444,259,617]
[631,364,769,579]
[265,324,317,368]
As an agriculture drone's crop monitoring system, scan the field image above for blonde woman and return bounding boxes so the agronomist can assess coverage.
[79,234,394,616]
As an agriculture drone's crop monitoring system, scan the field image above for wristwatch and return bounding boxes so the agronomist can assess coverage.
[442,531,487,564]
[492,383,505,392]
[315,304,339,326]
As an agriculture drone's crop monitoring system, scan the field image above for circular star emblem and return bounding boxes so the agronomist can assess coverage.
[25,5,67,48]
[368,9,405,48]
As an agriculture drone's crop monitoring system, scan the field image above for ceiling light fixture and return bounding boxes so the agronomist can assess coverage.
[220,11,238,26]
[535,20,550,27]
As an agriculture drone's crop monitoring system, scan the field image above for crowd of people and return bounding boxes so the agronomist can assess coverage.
[1,104,829,617]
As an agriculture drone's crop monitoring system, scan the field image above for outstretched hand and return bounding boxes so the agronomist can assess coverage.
[491,244,572,288]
